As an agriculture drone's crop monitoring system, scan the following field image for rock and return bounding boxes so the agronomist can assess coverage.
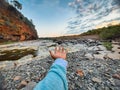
[55,40,63,45]
[112,73,120,80]
[17,80,28,89]
[103,54,111,60]
[76,70,84,77]
[0,35,4,39]
[114,79,120,87]
[21,80,28,85]
[88,70,93,73]
[0,0,38,41]
[13,76,22,81]
[0,39,120,90]
[85,53,94,60]
[23,82,36,90]
[0,72,4,90]
[93,46,101,51]
[92,77,101,83]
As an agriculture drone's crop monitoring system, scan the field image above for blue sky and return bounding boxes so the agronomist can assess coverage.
[9,0,120,37]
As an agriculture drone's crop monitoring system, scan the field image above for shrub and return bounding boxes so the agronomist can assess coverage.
[99,25,120,39]
[102,42,113,51]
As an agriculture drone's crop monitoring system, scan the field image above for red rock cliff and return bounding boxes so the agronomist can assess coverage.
[0,0,38,41]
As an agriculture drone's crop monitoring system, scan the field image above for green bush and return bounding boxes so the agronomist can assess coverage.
[81,25,120,40]
[102,42,113,51]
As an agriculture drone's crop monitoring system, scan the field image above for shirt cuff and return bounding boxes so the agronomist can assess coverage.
[53,58,68,69]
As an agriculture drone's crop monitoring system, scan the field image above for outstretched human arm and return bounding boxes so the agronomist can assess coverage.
[34,46,68,90]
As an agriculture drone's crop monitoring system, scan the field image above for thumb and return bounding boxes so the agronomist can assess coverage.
[49,50,55,59]
[49,50,54,56]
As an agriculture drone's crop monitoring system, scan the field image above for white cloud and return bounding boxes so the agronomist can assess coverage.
[66,0,120,34]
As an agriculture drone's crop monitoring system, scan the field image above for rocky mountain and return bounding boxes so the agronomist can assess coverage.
[0,0,38,41]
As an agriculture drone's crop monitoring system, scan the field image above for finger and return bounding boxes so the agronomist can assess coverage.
[55,47,57,51]
[59,46,62,52]
[63,50,66,53]
[59,46,63,52]
[49,50,54,56]
[62,47,64,52]
[58,46,61,52]
[49,50,55,59]
[55,46,58,53]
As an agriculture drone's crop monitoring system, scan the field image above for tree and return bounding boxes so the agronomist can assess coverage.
[10,0,22,10]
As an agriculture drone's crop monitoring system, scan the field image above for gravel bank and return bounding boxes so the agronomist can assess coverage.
[0,51,120,90]
[0,39,120,90]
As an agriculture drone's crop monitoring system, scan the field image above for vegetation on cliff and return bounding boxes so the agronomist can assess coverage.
[0,0,38,42]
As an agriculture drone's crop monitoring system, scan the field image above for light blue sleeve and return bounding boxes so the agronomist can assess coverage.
[34,58,68,90]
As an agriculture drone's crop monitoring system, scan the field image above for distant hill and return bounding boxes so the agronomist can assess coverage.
[0,0,38,42]
[52,24,120,41]
[81,24,120,40]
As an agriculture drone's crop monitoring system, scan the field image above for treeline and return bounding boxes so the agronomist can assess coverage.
[81,24,120,40]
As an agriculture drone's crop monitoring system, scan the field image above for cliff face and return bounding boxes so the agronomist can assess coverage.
[0,0,38,41]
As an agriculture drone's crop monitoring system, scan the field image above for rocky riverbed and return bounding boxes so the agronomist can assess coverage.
[0,39,120,90]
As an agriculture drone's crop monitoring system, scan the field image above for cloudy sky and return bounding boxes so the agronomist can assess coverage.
[10,0,120,37]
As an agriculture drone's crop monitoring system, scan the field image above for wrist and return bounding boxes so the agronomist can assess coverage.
[53,58,68,69]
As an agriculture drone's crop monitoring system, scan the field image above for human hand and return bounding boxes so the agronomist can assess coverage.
[49,46,67,60]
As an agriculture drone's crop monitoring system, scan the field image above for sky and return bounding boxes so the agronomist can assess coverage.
[9,0,120,37]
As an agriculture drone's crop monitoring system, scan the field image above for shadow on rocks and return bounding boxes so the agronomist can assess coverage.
[0,72,6,90]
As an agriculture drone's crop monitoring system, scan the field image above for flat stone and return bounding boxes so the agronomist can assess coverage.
[112,73,120,80]
[21,80,28,86]
[24,81,36,90]
[85,53,94,59]
[17,80,28,89]
[88,70,93,73]
[13,76,22,81]
[76,70,84,77]
[92,77,101,83]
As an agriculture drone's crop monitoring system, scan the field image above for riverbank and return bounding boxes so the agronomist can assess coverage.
[0,39,120,90]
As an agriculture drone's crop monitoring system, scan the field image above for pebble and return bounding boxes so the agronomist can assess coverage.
[13,76,22,81]
[112,73,120,80]
[23,81,36,90]
[92,77,102,83]
[76,70,84,77]
[21,80,28,85]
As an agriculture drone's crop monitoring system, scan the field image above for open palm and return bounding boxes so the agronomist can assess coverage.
[49,46,67,60]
